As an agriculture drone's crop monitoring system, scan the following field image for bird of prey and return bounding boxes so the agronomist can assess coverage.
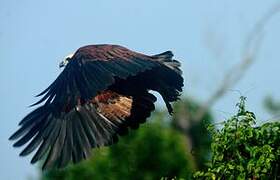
[9,44,184,170]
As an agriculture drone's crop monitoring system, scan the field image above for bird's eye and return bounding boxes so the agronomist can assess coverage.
[66,57,71,61]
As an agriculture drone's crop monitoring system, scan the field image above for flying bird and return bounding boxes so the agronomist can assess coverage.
[9,44,184,170]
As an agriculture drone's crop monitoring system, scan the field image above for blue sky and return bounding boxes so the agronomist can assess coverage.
[1,0,280,179]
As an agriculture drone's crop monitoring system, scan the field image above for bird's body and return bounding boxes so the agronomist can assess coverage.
[10,44,184,170]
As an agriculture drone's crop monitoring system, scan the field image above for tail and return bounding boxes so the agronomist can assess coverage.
[151,51,184,114]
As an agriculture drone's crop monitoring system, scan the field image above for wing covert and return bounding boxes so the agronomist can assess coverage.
[33,45,159,112]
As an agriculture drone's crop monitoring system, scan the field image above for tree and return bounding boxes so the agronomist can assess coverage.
[194,97,280,179]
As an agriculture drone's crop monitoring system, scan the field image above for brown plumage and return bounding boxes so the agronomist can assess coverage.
[9,44,184,170]
[93,91,132,120]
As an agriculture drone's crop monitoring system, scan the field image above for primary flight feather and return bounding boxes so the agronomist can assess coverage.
[9,44,184,170]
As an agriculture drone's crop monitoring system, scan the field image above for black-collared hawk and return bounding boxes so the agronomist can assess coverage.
[9,44,184,170]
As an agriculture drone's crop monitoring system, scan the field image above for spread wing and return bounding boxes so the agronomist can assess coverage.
[9,44,183,170]
[30,45,159,111]
[9,45,160,169]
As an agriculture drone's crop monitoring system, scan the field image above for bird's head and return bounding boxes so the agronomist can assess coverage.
[59,53,74,68]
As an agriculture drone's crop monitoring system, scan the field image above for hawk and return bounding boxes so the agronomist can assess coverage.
[9,44,184,170]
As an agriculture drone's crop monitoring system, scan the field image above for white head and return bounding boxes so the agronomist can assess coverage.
[59,53,74,68]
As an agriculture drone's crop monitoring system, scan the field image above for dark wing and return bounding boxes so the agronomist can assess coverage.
[30,45,159,112]
[9,44,183,170]
[9,45,161,170]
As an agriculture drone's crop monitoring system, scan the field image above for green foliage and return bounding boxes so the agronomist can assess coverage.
[42,112,194,180]
[194,97,280,180]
